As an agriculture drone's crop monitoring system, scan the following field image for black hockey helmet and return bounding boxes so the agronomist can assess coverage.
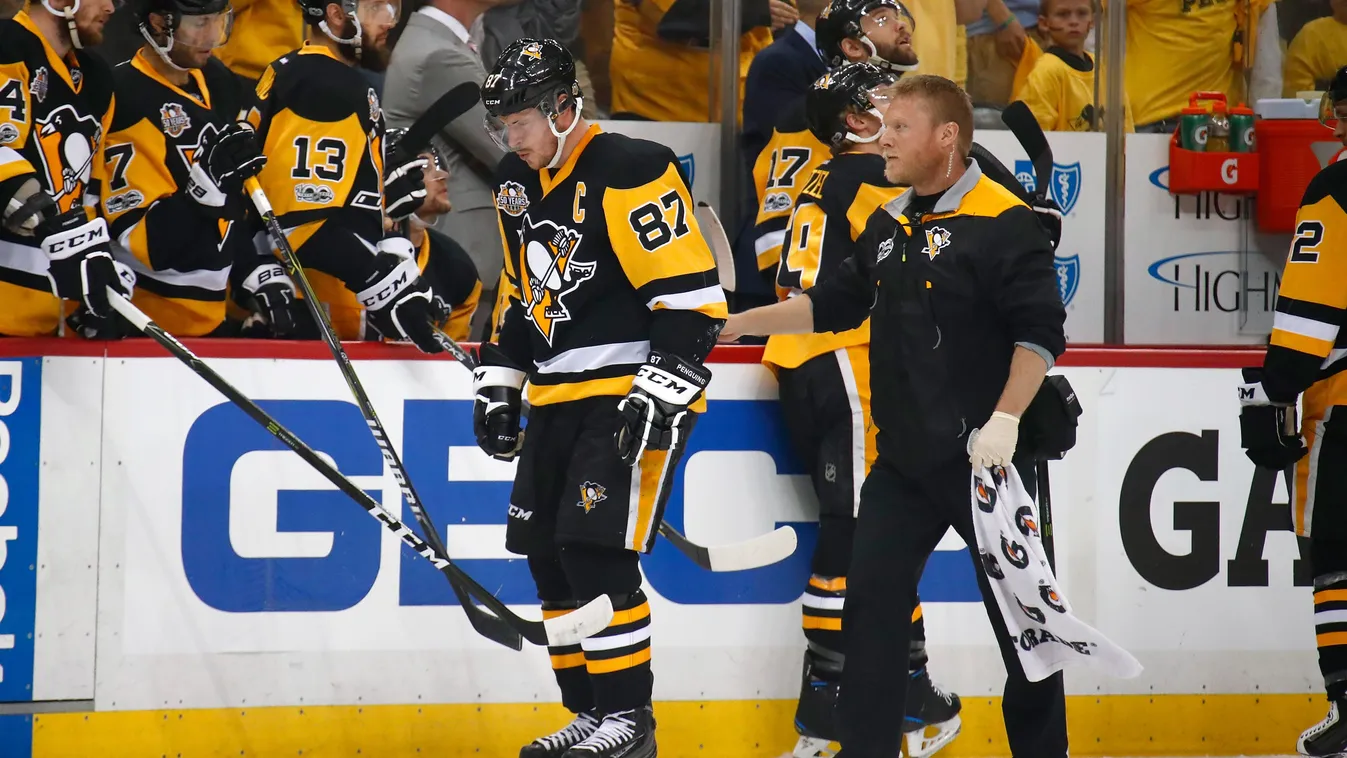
[137,0,232,65]
[296,0,350,25]
[136,0,229,28]
[806,62,897,151]
[482,38,581,119]
[1320,65,1347,127]
[816,0,915,68]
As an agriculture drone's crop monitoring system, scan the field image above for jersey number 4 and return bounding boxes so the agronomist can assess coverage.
[291,136,347,181]
[629,190,690,252]
[1291,220,1324,264]
[0,78,25,122]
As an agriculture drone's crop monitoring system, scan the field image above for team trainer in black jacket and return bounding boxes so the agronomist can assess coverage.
[724,74,1068,758]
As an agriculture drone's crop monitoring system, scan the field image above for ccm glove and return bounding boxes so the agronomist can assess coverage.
[359,238,446,353]
[472,342,527,461]
[39,208,125,318]
[383,154,428,221]
[187,122,265,216]
[65,259,138,339]
[240,262,301,337]
[615,351,712,466]
[968,411,1021,470]
[1239,367,1308,469]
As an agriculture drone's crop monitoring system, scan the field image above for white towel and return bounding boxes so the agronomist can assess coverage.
[970,464,1143,683]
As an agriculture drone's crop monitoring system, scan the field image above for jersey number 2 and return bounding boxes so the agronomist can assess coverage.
[291,136,347,181]
[1291,220,1324,263]
[630,190,690,252]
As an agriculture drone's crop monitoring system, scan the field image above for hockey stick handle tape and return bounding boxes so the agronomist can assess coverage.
[108,289,151,331]
[244,178,273,215]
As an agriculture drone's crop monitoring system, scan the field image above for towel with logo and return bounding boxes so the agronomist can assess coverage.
[971,465,1143,682]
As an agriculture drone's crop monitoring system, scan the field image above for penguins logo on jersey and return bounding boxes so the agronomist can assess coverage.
[160,103,191,138]
[922,226,951,260]
[519,215,595,345]
[367,88,380,125]
[34,104,102,210]
[175,122,221,173]
[497,181,530,216]
[1001,533,1030,570]
[577,481,607,513]
[1039,583,1066,613]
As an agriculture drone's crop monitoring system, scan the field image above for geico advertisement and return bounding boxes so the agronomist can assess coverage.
[79,358,1321,706]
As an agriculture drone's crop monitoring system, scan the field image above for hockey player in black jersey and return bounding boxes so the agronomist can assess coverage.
[250,0,446,350]
[473,39,727,758]
[764,62,960,758]
[0,0,132,337]
[100,0,303,337]
[749,0,917,292]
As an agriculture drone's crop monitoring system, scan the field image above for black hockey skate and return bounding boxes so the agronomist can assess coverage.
[562,706,656,757]
[521,711,600,757]
[1299,700,1347,757]
[902,668,962,758]
[790,648,843,757]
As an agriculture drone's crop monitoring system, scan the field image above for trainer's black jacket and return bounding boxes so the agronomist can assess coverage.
[806,159,1067,475]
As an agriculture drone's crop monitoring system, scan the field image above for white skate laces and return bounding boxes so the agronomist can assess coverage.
[570,711,637,753]
[1298,701,1343,754]
[533,711,599,751]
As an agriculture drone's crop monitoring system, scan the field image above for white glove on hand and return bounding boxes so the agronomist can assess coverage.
[968,411,1020,470]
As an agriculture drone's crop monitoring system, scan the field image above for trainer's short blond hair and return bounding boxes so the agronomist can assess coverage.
[887,75,974,157]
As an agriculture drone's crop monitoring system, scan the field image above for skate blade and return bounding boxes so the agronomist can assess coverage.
[904,715,961,758]
[789,736,838,758]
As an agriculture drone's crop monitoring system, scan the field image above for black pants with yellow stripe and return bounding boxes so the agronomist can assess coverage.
[1294,400,1347,702]
[778,348,928,672]
[507,397,689,715]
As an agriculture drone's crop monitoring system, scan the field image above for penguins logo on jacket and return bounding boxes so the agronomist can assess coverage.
[922,226,951,260]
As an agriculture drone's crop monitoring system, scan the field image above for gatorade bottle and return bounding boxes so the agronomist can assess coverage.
[1207,100,1231,152]
[1229,103,1255,152]
[1180,102,1211,150]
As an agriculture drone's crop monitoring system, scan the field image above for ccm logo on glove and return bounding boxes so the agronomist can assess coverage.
[46,224,109,257]
[359,266,412,308]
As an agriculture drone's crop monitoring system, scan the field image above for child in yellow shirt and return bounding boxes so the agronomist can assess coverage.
[1283,1,1347,97]
[1018,0,1133,132]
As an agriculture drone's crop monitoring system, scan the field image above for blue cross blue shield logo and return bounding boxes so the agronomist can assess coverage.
[1048,162,1081,215]
[1014,160,1036,194]
[1054,254,1080,306]
[677,153,696,189]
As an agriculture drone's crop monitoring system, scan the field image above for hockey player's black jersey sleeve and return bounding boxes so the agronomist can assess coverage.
[806,207,885,334]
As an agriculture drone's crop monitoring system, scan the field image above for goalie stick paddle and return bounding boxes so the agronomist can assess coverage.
[434,327,798,572]
[694,202,736,293]
[1001,100,1054,204]
[243,180,610,648]
[107,291,614,648]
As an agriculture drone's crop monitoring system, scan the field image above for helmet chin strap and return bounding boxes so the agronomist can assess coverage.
[139,23,191,72]
[43,0,84,50]
[862,36,919,72]
[320,13,363,63]
[847,108,886,145]
[545,96,585,170]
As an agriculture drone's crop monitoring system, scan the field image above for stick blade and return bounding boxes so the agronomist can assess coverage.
[705,525,798,572]
[695,201,736,293]
[542,594,615,646]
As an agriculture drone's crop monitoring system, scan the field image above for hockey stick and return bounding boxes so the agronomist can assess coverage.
[108,290,613,647]
[431,326,798,572]
[694,201,736,293]
[244,180,612,648]
[1001,101,1054,205]
[1035,460,1055,573]
[388,82,483,162]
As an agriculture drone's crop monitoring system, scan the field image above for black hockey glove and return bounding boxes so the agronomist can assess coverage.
[615,351,712,466]
[1031,195,1063,251]
[383,155,428,221]
[65,259,138,339]
[472,342,527,461]
[359,238,446,353]
[187,122,265,217]
[39,208,127,318]
[1239,367,1308,470]
[240,262,302,338]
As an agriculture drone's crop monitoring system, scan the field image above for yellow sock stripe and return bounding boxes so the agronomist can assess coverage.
[609,601,651,627]
[1315,589,1347,605]
[586,646,652,675]
[549,652,587,670]
[542,607,574,621]
[802,616,842,631]
[1318,631,1347,647]
[912,605,923,623]
[808,575,847,592]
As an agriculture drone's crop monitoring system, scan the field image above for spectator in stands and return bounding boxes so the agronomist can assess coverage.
[903,0,975,81]
[215,0,305,84]
[609,0,774,121]
[1019,0,1131,131]
[578,0,615,114]
[1283,0,1347,95]
[1124,0,1277,133]
[384,0,507,339]
[742,0,831,165]
[964,0,1044,108]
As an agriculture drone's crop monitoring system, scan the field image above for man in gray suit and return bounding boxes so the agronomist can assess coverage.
[384,0,506,337]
